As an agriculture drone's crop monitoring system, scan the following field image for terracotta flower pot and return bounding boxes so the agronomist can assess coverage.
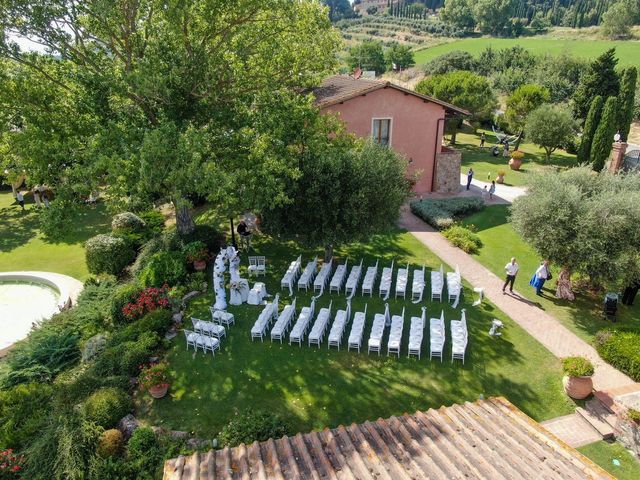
[149,383,169,399]
[509,157,522,170]
[562,375,593,399]
[496,175,505,184]
[194,260,207,271]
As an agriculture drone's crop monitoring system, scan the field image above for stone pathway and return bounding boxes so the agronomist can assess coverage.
[459,173,527,204]
[541,414,602,448]
[399,207,636,392]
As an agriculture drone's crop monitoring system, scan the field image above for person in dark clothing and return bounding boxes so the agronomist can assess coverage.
[466,168,474,190]
[621,281,640,306]
[479,132,486,148]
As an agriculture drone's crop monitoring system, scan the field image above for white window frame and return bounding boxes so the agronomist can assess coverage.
[371,117,393,146]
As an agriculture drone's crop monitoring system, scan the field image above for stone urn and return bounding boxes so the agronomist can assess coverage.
[194,260,207,271]
[149,384,169,399]
[562,375,593,399]
[496,172,505,184]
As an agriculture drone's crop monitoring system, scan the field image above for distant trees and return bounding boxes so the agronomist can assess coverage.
[573,49,620,120]
[440,0,476,31]
[423,50,477,75]
[590,96,619,172]
[385,43,416,70]
[601,0,639,39]
[347,41,387,74]
[322,0,356,20]
[415,71,496,144]
[473,0,515,36]
[524,104,577,162]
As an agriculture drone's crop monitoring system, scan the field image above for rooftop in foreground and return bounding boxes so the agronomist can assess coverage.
[163,396,612,479]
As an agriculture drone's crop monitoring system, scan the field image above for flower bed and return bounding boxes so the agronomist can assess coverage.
[122,286,171,322]
[410,197,485,230]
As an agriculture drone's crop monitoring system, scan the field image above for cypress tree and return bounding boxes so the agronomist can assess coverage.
[577,95,603,164]
[590,96,618,172]
[617,67,637,142]
[573,49,620,120]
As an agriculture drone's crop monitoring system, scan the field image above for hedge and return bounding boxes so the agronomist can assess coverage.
[82,387,132,429]
[85,234,136,276]
[442,225,483,254]
[596,330,640,381]
[111,212,146,233]
[410,197,484,230]
[139,251,187,287]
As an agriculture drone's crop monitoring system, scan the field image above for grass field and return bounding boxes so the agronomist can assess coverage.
[0,190,110,280]
[414,37,640,70]
[578,441,640,480]
[136,227,576,437]
[461,206,640,343]
[456,128,577,187]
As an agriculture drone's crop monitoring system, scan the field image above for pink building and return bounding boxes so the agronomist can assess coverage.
[313,75,468,194]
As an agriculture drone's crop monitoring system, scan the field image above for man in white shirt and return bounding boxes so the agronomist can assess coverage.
[503,257,519,293]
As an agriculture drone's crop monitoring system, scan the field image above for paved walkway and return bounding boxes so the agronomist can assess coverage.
[399,207,636,392]
[541,414,602,448]
[459,174,527,204]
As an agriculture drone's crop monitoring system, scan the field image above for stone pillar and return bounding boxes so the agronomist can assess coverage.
[608,142,627,173]
[434,148,462,194]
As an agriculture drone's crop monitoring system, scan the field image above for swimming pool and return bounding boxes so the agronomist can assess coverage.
[0,281,61,349]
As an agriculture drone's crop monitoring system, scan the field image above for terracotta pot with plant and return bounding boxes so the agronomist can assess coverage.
[627,409,640,427]
[496,170,506,184]
[184,241,210,271]
[562,356,594,399]
[140,362,170,399]
[509,150,524,170]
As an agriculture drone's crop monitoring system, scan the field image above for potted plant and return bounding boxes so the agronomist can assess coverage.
[627,408,640,426]
[184,241,209,271]
[509,150,525,170]
[496,170,506,184]
[140,362,170,399]
[562,356,594,399]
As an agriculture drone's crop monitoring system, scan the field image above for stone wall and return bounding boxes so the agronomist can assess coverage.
[434,147,462,194]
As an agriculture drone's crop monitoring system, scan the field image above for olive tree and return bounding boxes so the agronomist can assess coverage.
[524,104,577,162]
[511,168,640,299]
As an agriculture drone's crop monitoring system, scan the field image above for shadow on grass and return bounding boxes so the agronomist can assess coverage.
[0,192,111,252]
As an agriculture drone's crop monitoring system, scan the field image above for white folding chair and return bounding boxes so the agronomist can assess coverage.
[348,304,367,353]
[289,297,316,346]
[248,256,266,277]
[395,262,409,299]
[429,310,446,362]
[314,257,333,295]
[411,265,426,303]
[408,307,427,359]
[329,259,348,294]
[431,264,444,302]
[328,299,351,350]
[308,301,332,347]
[345,259,363,297]
[298,256,318,292]
[379,260,394,300]
[361,260,378,297]
[368,303,390,355]
[387,307,405,358]
[183,329,200,351]
[271,298,297,343]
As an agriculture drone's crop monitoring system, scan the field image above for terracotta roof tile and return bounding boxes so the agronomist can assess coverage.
[163,397,614,480]
[312,75,470,116]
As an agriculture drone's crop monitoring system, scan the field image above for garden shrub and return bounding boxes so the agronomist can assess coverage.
[111,309,173,345]
[53,366,130,409]
[561,357,594,377]
[85,234,136,276]
[410,197,485,230]
[126,427,162,476]
[0,383,53,450]
[82,387,132,428]
[121,286,171,322]
[138,210,165,235]
[0,449,24,479]
[442,225,483,254]
[70,279,118,337]
[96,429,124,458]
[130,231,184,277]
[111,212,146,233]
[38,198,81,241]
[219,409,291,447]
[139,251,187,287]
[596,330,640,381]
[110,283,142,325]
[181,224,224,254]
[2,323,80,387]
[92,332,161,377]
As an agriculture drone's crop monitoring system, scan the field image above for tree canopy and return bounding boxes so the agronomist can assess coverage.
[385,43,415,70]
[0,0,341,234]
[524,104,577,162]
[505,83,550,136]
[346,41,387,75]
[511,168,640,289]
[415,70,496,143]
[573,48,620,120]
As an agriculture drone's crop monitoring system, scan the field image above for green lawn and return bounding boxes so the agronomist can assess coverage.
[462,206,640,343]
[0,190,110,280]
[136,228,575,437]
[456,128,578,187]
[578,441,640,480]
[414,37,640,71]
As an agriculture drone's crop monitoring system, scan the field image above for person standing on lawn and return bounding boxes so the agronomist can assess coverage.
[466,168,474,190]
[529,260,551,296]
[479,132,486,148]
[15,191,25,211]
[503,257,519,293]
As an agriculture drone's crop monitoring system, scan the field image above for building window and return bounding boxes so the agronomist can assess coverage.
[372,118,391,146]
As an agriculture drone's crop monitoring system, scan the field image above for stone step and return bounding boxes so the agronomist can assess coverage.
[576,400,616,440]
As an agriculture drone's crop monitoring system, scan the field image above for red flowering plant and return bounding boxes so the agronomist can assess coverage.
[122,285,170,321]
[0,449,24,479]
[139,362,169,390]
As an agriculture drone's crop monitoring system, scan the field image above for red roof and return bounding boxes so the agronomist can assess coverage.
[312,75,470,116]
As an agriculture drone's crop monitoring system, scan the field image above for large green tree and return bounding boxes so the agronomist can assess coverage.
[440,0,477,31]
[573,48,620,121]
[511,168,640,296]
[347,41,387,75]
[473,0,515,36]
[262,114,411,259]
[617,67,638,142]
[590,96,619,172]
[0,0,340,234]
[601,0,639,39]
[385,43,415,70]
[415,70,496,144]
[504,84,550,149]
[524,104,577,162]
[577,96,603,164]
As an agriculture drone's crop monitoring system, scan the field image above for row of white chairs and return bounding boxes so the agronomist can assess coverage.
[184,330,220,356]
[251,294,280,341]
[447,265,462,307]
[429,309,468,363]
[281,256,302,295]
